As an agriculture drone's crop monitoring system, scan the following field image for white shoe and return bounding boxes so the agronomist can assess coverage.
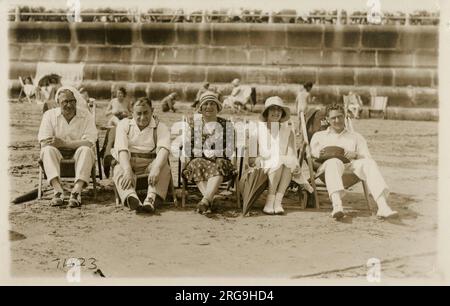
[274,202,285,215]
[263,195,275,215]
[377,210,399,219]
[274,193,285,215]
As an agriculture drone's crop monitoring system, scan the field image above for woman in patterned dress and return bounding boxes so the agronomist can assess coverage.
[182,91,236,214]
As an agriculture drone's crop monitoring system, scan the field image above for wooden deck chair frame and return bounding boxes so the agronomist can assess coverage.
[369,96,388,119]
[177,119,244,209]
[37,152,98,200]
[88,100,103,180]
[298,111,373,214]
[343,94,364,120]
[111,160,178,208]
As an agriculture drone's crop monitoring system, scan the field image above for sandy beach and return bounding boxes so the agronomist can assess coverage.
[8,100,438,282]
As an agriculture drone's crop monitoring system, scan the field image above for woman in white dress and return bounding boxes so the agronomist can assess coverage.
[249,96,311,215]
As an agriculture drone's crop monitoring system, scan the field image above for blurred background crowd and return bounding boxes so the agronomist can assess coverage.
[8,6,440,26]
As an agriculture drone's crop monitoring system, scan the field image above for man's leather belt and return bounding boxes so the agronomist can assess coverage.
[130,152,156,159]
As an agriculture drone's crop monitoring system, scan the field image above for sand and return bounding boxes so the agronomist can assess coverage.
[7,100,438,282]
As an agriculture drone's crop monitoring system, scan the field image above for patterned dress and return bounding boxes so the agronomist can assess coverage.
[182,116,236,183]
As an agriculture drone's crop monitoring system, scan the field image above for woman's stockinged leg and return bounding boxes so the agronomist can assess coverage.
[264,168,283,215]
[272,166,292,215]
[267,167,283,195]
[204,176,223,202]
[197,181,208,196]
[277,166,292,195]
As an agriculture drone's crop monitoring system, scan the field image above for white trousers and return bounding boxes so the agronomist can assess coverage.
[319,158,389,201]
[40,146,95,185]
[113,157,171,203]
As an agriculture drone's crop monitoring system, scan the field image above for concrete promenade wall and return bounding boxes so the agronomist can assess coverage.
[8,22,438,108]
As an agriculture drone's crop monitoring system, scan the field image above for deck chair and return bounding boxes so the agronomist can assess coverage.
[34,62,85,89]
[298,111,373,214]
[343,94,363,119]
[34,62,85,104]
[88,99,103,180]
[37,148,98,200]
[177,118,244,208]
[236,85,253,111]
[223,86,254,112]
[369,96,388,119]
[18,76,34,103]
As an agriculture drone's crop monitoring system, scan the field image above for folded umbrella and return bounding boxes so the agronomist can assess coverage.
[239,167,268,216]
[12,188,38,204]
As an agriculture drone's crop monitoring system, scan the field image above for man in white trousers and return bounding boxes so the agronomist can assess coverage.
[38,87,97,208]
[310,103,398,220]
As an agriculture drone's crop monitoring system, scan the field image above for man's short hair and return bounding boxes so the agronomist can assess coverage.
[325,103,345,117]
[133,97,153,108]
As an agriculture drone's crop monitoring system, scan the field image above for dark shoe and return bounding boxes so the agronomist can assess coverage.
[141,196,155,213]
[331,210,345,220]
[126,195,142,211]
[196,198,212,215]
[50,192,65,207]
[68,192,81,208]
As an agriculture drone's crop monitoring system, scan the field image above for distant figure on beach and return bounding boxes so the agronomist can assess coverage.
[105,87,131,127]
[161,92,178,113]
[79,87,96,111]
[295,82,315,135]
[345,91,364,119]
[23,76,36,99]
[223,79,253,112]
[295,82,315,115]
[102,87,132,178]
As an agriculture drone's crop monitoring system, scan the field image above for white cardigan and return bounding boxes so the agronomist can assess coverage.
[254,121,298,174]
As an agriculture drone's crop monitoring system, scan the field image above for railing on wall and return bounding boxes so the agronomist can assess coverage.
[7,10,440,26]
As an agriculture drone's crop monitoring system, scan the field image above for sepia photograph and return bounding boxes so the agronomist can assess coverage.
[1,0,449,287]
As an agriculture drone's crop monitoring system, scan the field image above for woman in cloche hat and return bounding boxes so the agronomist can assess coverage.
[182,91,236,215]
[248,96,312,215]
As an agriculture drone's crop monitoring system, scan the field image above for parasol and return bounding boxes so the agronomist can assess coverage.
[239,167,268,216]
[38,74,62,87]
